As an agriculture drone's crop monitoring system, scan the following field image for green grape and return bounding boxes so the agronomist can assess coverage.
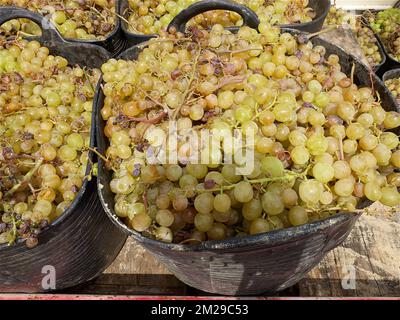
[261,156,284,177]
[380,132,399,150]
[194,213,214,232]
[312,162,334,183]
[288,206,308,226]
[291,146,310,165]
[364,182,382,202]
[156,209,175,227]
[213,193,231,213]
[194,193,214,214]
[207,223,228,240]
[261,191,284,216]
[233,181,253,203]
[372,144,392,166]
[186,164,208,179]
[281,188,298,207]
[173,194,189,211]
[333,160,352,179]
[155,227,173,243]
[249,218,270,235]
[299,180,323,204]
[131,213,152,232]
[380,186,400,206]
[166,165,183,181]
[306,134,328,156]
[334,178,355,197]
[242,198,263,221]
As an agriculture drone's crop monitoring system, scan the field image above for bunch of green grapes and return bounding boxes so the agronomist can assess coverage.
[325,7,382,69]
[392,32,400,61]
[355,18,383,69]
[0,37,100,248]
[125,0,315,35]
[0,17,41,37]
[324,5,356,27]
[385,77,400,105]
[0,0,116,40]
[101,23,400,244]
[367,8,400,61]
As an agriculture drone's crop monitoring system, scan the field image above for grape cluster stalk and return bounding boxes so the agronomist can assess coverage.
[0,36,100,247]
[100,23,400,244]
[0,0,116,40]
[125,0,315,35]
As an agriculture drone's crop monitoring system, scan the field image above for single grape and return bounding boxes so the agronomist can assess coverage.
[288,206,308,226]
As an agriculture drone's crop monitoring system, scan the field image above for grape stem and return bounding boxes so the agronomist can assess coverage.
[137,37,194,49]
[103,6,127,24]
[216,75,247,90]
[216,48,263,55]
[87,147,117,172]
[197,171,300,193]
[350,63,355,85]
[138,88,172,115]
[179,238,201,245]
[338,138,344,161]
[4,158,43,198]
[82,67,95,93]
[10,211,17,245]
[143,188,148,210]
[252,95,277,121]
[172,48,201,120]
[307,25,338,39]
[88,6,107,22]
[28,183,37,200]
[127,111,167,124]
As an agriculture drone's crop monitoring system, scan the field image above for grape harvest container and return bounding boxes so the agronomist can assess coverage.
[363,7,400,73]
[0,1,126,57]
[358,16,387,73]
[64,0,127,57]
[118,0,330,47]
[383,68,400,107]
[96,1,399,295]
[0,7,127,293]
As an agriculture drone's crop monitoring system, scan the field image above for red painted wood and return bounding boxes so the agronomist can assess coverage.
[0,295,399,300]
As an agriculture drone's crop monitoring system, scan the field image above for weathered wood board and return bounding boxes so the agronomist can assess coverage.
[67,214,399,297]
[298,214,400,296]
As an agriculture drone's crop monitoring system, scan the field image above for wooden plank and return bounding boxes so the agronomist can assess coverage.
[70,212,398,297]
[104,239,170,276]
[62,239,187,296]
[298,214,400,296]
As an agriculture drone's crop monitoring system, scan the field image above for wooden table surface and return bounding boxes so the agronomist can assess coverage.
[64,213,400,297]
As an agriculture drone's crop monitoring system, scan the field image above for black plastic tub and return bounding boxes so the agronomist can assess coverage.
[383,68,400,107]
[0,2,126,57]
[375,34,400,74]
[65,0,127,57]
[0,8,127,293]
[119,0,330,47]
[280,0,330,33]
[96,1,399,296]
[358,17,386,73]
[363,9,400,74]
